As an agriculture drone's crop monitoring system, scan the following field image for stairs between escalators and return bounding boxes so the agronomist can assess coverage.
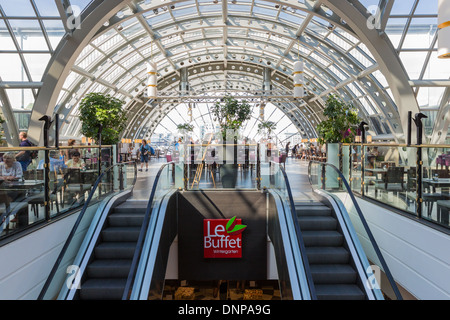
[78,201,147,300]
[295,200,366,300]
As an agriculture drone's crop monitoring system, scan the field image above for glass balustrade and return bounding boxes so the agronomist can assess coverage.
[0,145,114,239]
[340,143,450,230]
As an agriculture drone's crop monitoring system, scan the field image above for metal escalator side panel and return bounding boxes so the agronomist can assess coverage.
[314,189,384,300]
[130,189,177,300]
[268,190,311,300]
[60,190,131,300]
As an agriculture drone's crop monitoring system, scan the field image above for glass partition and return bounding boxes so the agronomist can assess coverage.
[421,146,450,227]
[172,143,260,190]
[362,144,417,215]
[0,145,114,240]
[341,143,450,230]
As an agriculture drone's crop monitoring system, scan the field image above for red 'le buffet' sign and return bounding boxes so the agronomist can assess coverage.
[203,217,246,258]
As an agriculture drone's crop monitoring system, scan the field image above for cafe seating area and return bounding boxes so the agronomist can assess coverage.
[353,147,450,227]
[0,146,115,238]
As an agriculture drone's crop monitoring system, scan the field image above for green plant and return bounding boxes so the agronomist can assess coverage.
[177,123,194,133]
[316,94,360,144]
[211,96,252,140]
[78,92,127,145]
[257,121,277,138]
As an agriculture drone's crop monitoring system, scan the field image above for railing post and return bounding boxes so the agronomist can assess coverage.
[361,144,365,196]
[257,144,261,190]
[416,146,423,218]
[321,163,326,189]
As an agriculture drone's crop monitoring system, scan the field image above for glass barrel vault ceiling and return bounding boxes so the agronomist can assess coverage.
[0,0,448,145]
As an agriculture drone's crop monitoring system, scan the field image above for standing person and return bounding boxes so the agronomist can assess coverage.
[15,132,34,172]
[285,141,291,156]
[139,139,151,172]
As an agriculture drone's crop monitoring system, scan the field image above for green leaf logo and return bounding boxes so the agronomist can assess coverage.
[226,216,247,236]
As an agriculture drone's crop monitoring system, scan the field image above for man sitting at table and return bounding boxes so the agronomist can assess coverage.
[0,152,23,181]
[65,151,85,169]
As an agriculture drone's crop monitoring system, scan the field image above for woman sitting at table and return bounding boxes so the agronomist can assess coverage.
[65,151,85,169]
[0,152,23,181]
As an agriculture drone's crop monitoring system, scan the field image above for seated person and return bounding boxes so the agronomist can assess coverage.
[0,152,23,181]
[65,151,85,169]
[37,150,67,172]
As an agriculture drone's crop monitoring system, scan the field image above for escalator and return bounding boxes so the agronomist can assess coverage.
[295,200,365,299]
[39,159,402,300]
[77,201,146,300]
[268,161,403,300]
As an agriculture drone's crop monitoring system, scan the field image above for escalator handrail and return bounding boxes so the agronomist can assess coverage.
[270,161,317,300]
[307,160,403,300]
[37,161,137,300]
[122,161,175,300]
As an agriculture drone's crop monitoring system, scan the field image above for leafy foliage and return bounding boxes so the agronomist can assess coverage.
[316,95,360,144]
[211,96,252,139]
[78,93,127,145]
[177,123,194,133]
[257,121,277,138]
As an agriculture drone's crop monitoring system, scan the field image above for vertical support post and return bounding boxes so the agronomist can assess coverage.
[321,163,326,190]
[39,115,51,220]
[413,113,427,219]
[257,144,261,190]
[359,122,367,196]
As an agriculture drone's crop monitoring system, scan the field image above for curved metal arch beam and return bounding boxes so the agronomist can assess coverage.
[129,72,320,141]
[94,0,357,41]
[56,4,383,131]
[28,0,135,144]
[322,0,420,142]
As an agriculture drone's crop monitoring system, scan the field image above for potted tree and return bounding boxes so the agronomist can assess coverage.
[211,96,251,188]
[257,121,277,139]
[78,92,127,169]
[316,94,360,187]
[79,92,127,145]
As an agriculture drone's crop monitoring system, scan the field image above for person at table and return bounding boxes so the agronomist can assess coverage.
[0,152,23,181]
[37,150,67,172]
[65,151,85,169]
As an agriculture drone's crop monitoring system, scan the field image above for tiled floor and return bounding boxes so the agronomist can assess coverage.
[162,280,281,301]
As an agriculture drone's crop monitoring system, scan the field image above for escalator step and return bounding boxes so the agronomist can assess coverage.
[80,279,127,300]
[108,213,145,227]
[296,205,332,216]
[315,284,365,300]
[306,247,350,264]
[310,264,357,284]
[302,230,344,247]
[298,216,337,230]
[86,259,132,278]
[95,242,137,259]
[101,227,141,242]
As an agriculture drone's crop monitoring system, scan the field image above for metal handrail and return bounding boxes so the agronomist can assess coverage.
[270,161,317,300]
[307,160,403,300]
[122,161,175,300]
[38,161,137,300]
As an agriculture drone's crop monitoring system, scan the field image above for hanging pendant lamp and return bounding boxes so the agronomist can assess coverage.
[438,0,450,58]
[147,60,157,98]
[293,60,304,98]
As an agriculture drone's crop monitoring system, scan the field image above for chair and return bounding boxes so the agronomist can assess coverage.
[436,200,450,225]
[374,167,405,198]
[63,170,92,205]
